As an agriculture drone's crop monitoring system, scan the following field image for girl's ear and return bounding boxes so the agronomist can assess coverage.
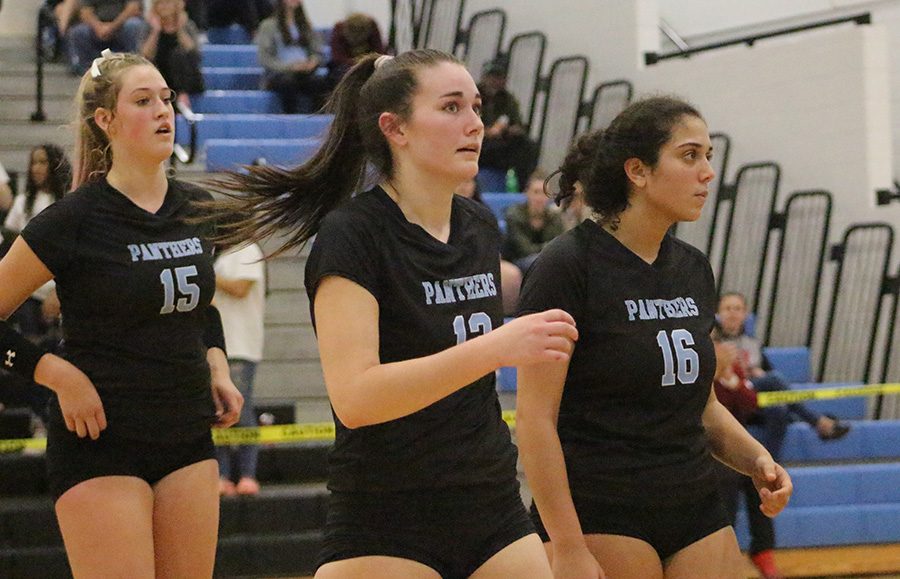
[94,107,113,134]
[379,111,407,148]
[623,157,647,189]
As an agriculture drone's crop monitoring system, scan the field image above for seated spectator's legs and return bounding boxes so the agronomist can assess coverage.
[67,21,100,75]
[111,16,145,55]
[480,135,538,191]
[265,71,330,114]
[751,371,821,427]
[752,403,790,460]
[160,48,205,97]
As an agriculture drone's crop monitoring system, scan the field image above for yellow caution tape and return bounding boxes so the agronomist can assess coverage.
[0,410,519,453]
[756,383,900,407]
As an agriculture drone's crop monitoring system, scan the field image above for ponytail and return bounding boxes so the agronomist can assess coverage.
[206,49,461,257]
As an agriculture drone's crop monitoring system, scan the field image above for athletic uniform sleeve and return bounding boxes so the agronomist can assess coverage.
[19,195,81,277]
[515,232,586,322]
[306,209,381,301]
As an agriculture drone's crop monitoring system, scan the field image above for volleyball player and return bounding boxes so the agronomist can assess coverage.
[515,97,793,579]
[209,49,577,579]
[0,50,242,577]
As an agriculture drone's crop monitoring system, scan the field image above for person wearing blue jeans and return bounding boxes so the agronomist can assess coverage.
[214,242,266,496]
[67,0,143,75]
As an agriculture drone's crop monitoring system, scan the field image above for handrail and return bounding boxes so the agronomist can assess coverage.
[31,5,55,122]
[644,12,870,65]
[171,101,201,166]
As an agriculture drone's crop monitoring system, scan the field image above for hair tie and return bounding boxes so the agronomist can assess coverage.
[90,48,114,79]
[374,54,394,69]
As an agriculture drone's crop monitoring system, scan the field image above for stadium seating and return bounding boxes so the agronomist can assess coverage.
[205,138,322,172]
[175,114,332,146]
[190,90,282,114]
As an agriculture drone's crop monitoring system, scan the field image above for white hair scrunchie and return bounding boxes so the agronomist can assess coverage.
[374,54,394,69]
[90,48,114,79]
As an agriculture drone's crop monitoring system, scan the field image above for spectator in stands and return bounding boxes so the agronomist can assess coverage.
[48,0,81,37]
[141,0,204,109]
[256,0,331,114]
[0,50,242,577]
[67,0,144,75]
[328,12,385,83]
[717,292,850,441]
[206,0,272,38]
[712,329,787,579]
[214,241,266,497]
[455,178,522,316]
[4,144,72,344]
[209,49,577,578]
[478,57,538,192]
[516,96,793,579]
[502,171,564,273]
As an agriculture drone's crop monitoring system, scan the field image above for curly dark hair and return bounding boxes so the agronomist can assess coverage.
[554,96,702,228]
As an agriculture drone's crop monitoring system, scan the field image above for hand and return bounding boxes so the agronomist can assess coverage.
[752,455,793,517]
[211,375,244,428]
[147,13,162,33]
[36,354,107,439]
[491,309,578,367]
[552,543,606,579]
[95,22,114,40]
[177,10,188,30]
[713,341,738,379]
[41,289,61,323]
[486,123,505,138]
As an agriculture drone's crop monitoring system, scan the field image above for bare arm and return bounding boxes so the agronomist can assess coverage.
[517,360,604,577]
[216,277,254,299]
[107,0,142,32]
[207,346,242,427]
[703,387,793,517]
[0,182,12,212]
[314,275,577,429]
[0,238,107,439]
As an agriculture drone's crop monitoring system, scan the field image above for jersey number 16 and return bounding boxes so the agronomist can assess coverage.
[655,329,699,386]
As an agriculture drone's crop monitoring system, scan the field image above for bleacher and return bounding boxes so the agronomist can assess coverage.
[1,2,899,577]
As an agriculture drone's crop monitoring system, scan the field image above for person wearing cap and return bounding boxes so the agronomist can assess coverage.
[477,58,539,192]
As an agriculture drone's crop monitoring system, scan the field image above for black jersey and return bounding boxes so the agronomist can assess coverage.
[517,219,719,505]
[21,178,218,442]
[305,186,518,493]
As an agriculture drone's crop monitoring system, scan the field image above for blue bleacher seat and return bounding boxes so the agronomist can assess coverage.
[190,91,282,114]
[175,114,332,146]
[205,138,322,172]
[734,462,900,550]
[201,44,259,68]
[778,420,900,462]
[207,24,251,45]
[202,67,264,90]
[763,346,811,383]
[786,381,867,420]
[476,167,508,193]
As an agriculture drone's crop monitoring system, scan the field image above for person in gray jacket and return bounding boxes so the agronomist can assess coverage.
[256,0,332,113]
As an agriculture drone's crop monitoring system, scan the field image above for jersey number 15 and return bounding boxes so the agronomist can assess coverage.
[159,266,200,314]
[655,329,699,386]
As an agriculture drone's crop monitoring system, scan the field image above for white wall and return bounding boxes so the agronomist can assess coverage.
[0,0,43,37]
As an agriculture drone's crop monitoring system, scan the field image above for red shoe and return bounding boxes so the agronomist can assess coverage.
[219,478,237,497]
[751,550,784,579]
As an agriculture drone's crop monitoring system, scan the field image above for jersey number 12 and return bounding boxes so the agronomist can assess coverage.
[159,265,200,314]
[453,312,492,344]
[655,329,699,386]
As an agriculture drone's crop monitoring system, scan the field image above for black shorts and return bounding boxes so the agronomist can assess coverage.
[531,490,731,561]
[319,482,536,578]
[47,416,215,501]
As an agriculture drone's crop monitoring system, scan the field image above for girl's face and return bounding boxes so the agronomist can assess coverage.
[638,115,715,224]
[30,147,50,188]
[100,65,175,166]
[391,62,484,185]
